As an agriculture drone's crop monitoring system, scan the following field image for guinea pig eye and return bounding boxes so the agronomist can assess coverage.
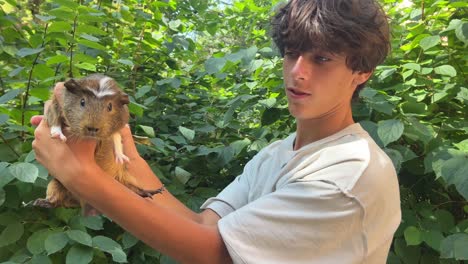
[80,98,85,107]
[107,102,112,112]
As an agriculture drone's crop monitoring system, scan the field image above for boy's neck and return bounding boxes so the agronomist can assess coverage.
[293,107,355,151]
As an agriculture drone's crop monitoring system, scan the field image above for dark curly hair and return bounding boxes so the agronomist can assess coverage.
[271,0,390,97]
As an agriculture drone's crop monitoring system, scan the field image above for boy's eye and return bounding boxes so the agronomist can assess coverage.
[284,50,300,58]
[315,56,331,63]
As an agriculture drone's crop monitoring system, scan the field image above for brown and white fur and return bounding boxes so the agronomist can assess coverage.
[33,74,161,215]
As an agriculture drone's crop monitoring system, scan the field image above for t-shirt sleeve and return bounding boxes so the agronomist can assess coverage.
[200,152,261,217]
[216,180,366,264]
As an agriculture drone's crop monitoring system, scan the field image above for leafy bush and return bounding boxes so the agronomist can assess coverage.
[0,0,466,263]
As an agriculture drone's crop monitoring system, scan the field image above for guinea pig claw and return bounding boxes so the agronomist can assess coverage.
[115,153,130,164]
[50,132,67,142]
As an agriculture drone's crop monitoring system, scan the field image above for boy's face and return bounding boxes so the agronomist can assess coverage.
[282,49,371,121]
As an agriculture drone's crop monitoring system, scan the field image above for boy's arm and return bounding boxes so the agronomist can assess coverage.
[119,125,222,226]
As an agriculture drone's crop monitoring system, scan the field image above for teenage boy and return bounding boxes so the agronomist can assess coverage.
[31,0,401,263]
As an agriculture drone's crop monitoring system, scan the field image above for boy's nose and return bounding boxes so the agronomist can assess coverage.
[291,56,308,81]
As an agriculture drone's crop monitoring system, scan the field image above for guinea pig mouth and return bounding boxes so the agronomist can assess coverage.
[82,126,103,138]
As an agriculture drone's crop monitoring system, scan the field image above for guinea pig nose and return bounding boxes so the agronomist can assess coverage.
[86,126,99,133]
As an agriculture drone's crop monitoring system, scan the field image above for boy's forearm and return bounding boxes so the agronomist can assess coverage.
[65,163,231,264]
[125,157,205,223]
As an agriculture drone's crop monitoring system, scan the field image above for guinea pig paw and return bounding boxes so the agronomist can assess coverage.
[115,153,130,164]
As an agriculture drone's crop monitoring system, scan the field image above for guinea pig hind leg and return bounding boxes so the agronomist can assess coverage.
[33,179,79,208]
[113,132,129,163]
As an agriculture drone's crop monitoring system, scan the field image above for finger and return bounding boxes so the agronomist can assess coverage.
[120,125,139,155]
[34,116,49,140]
[30,115,44,126]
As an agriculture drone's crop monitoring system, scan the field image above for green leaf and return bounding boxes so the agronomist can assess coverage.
[17,48,44,57]
[230,138,251,156]
[402,63,421,72]
[456,87,468,104]
[454,139,468,152]
[179,126,195,141]
[77,38,107,51]
[48,21,72,33]
[54,0,79,9]
[204,57,226,74]
[440,155,468,200]
[76,25,107,35]
[175,166,191,185]
[117,59,134,67]
[66,230,93,246]
[377,119,404,147]
[0,114,8,125]
[0,189,5,207]
[46,54,69,65]
[168,19,181,30]
[122,232,138,249]
[419,35,440,50]
[441,233,468,260]
[27,229,55,254]
[378,68,396,81]
[384,148,403,172]
[45,232,69,255]
[0,89,22,104]
[434,65,457,77]
[261,107,282,126]
[401,101,427,115]
[80,215,104,230]
[139,125,155,138]
[66,244,94,264]
[80,33,100,42]
[35,15,56,22]
[92,236,127,263]
[8,66,25,77]
[404,226,422,245]
[455,21,468,44]
[75,62,96,71]
[30,255,52,264]
[422,230,444,252]
[9,162,39,183]
[33,64,55,80]
[0,222,24,247]
[394,238,421,263]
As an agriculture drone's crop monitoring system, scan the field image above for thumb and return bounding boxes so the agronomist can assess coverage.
[120,125,139,159]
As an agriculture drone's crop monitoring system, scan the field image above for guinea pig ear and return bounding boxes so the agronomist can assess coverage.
[120,94,130,105]
[63,79,81,95]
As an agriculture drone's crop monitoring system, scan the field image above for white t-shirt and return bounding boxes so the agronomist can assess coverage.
[201,123,401,264]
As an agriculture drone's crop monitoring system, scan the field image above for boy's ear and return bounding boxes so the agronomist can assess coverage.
[354,71,373,86]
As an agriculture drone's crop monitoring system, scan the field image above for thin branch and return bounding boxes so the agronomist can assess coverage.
[131,26,146,96]
[69,14,79,78]
[0,134,21,158]
[21,23,49,140]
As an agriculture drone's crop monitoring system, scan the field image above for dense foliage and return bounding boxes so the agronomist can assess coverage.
[0,0,466,263]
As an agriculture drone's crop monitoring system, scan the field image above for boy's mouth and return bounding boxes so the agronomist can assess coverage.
[287,88,310,98]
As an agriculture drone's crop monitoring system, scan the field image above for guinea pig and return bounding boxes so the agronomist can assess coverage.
[33,74,163,215]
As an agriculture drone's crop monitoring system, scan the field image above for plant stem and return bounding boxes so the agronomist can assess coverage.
[0,134,20,158]
[69,14,79,78]
[21,23,49,140]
